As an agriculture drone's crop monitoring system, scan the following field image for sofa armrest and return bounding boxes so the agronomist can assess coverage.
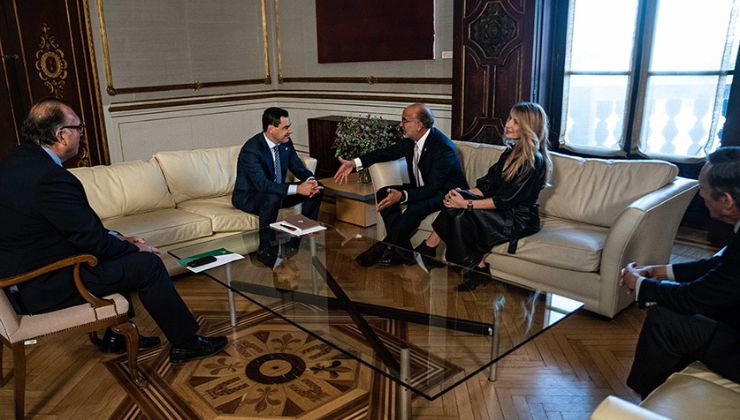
[367,158,410,239]
[591,396,669,420]
[598,177,698,316]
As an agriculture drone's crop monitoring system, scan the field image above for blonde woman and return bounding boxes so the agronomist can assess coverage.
[415,102,552,291]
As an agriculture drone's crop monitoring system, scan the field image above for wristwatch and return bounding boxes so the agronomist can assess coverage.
[467,200,474,211]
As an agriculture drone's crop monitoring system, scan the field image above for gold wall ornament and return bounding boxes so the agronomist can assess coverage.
[34,23,69,98]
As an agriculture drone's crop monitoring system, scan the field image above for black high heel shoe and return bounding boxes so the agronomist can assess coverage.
[456,262,492,291]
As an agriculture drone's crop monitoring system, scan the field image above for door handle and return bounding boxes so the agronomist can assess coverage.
[1,54,20,61]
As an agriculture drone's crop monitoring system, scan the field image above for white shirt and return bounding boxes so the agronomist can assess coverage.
[264,134,297,195]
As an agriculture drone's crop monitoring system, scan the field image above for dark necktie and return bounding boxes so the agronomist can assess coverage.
[273,146,281,183]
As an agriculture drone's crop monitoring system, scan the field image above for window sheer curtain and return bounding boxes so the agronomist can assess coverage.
[559,0,739,162]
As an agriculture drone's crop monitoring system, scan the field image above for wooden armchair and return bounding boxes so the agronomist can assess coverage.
[0,254,147,419]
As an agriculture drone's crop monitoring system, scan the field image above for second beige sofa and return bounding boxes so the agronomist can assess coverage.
[368,141,698,318]
[70,145,316,275]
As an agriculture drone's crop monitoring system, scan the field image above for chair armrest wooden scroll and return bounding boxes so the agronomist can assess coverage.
[0,254,112,309]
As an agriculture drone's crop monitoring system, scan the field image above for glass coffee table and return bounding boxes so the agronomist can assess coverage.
[170,225,582,419]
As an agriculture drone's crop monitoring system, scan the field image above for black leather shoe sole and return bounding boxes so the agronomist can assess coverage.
[170,336,228,364]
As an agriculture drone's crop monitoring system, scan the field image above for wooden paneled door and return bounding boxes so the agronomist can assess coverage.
[452,0,544,144]
[0,0,108,167]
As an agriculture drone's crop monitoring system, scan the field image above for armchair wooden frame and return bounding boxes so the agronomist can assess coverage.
[0,254,147,419]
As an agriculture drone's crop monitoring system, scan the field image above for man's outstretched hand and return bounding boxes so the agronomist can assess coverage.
[333,156,356,184]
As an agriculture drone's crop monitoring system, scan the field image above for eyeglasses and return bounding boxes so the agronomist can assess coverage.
[401,118,419,124]
[61,123,85,135]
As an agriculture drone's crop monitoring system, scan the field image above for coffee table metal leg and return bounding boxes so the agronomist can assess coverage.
[310,236,318,294]
[226,264,236,327]
[400,345,411,420]
[488,296,504,381]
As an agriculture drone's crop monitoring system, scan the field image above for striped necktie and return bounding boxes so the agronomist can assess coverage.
[273,146,281,183]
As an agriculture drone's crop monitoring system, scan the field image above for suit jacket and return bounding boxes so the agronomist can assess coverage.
[638,229,740,329]
[232,133,315,213]
[0,143,137,313]
[360,127,468,203]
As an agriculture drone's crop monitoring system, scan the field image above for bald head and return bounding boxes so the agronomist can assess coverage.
[21,98,82,162]
[21,98,73,147]
[406,103,435,128]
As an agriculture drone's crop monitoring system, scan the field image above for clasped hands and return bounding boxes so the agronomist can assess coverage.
[443,188,467,209]
[618,262,668,295]
[297,178,323,197]
[117,234,160,255]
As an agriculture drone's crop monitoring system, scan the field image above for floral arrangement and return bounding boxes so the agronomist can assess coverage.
[332,115,402,159]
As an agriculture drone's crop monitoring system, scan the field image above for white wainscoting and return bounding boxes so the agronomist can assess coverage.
[105,94,452,163]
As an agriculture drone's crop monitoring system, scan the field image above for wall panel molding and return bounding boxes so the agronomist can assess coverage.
[96,0,271,96]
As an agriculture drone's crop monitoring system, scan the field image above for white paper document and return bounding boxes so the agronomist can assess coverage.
[186,253,244,273]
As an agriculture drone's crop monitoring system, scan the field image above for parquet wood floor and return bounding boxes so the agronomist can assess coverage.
[0,208,717,419]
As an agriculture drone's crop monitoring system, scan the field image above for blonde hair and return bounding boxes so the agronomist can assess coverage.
[502,102,552,186]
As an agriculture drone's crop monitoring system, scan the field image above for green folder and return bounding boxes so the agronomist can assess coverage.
[176,248,232,267]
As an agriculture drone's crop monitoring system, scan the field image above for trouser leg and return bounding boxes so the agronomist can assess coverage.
[627,307,719,398]
[84,252,199,346]
[377,186,441,249]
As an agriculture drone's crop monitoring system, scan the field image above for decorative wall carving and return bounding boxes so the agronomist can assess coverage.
[34,24,68,99]
[470,3,517,59]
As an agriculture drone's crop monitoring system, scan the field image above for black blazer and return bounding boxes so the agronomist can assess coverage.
[360,127,468,203]
[232,133,315,213]
[638,230,740,329]
[0,144,137,313]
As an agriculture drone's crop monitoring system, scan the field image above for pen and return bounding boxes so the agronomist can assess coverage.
[280,223,298,231]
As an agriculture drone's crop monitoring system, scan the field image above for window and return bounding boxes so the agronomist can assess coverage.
[560,0,739,162]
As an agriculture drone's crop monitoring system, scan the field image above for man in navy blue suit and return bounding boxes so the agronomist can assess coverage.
[334,103,467,266]
[0,98,227,364]
[232,107,323,267]
[620,146,740,398]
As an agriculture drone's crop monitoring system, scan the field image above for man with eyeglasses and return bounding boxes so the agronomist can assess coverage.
[0,98,228,364]
[334,103,467,266]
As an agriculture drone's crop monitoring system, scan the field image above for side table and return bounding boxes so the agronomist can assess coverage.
[319,173,376,227]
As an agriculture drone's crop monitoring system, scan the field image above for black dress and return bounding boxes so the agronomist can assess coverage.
[432,147,547,267]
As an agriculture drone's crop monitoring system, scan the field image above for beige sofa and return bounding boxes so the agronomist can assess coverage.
[70,145,316,275]
[591,362,740,419]
[368,141,698,318]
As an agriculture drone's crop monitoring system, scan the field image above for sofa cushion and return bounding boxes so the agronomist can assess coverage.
[641,369,740,419]
[491,217,608,272]
[177,196,302,232]
[70,159,175,220]
[540,153,678,227]
[154,145,241,204]
[420,213,607,273]
[104,208,212,247]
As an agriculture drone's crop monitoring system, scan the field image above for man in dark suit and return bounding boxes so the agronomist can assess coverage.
[620,146,740,398]
[0,98,227,364]
[232,107,323,267]
[334,103,467,266]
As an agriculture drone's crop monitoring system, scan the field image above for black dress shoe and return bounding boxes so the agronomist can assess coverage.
[97,329,162,354]
[170,335,228,364]
[378,248,415,266]
[413,242,445,271]
[255,249,278,268]
[355,242,388,267]
[456,263,492,291]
